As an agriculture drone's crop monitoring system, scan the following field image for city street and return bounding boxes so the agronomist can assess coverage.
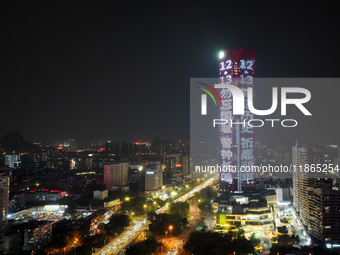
[94,177,216,255]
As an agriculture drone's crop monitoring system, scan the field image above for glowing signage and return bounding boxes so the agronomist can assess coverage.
[218,49,255,192]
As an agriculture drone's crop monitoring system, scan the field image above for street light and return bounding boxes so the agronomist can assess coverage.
[165,230,168,238]
[144,204,147,214]
[169,225,173,238]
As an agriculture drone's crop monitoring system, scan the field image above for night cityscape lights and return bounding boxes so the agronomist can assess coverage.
[1,1,339,255]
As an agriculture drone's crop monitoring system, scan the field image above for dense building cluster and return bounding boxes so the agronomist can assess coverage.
[0,133,190,253]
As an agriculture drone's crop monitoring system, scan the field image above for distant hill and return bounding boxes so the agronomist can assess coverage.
[0,130,38,152]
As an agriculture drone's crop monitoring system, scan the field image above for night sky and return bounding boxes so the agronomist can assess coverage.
[1,0,339,143]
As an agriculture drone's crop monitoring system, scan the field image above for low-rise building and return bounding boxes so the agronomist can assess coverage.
[103,198,121,208]
[93,190,108,200]
[26,190,60,204]
[215,192,276,233]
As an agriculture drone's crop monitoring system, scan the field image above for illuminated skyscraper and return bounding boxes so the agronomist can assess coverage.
[217,49,255,193]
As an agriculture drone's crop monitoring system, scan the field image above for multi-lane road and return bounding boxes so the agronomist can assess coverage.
[94,219,149,255]
[94,177,216,255]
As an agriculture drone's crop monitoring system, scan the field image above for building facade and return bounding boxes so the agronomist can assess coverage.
[0,173,10,238]
[145,162,163,192]
[22,221,53,251]
[215,192,276,233]
[308,187,340,243]
[104,163,129,189]
[93,189,108,200]
[292,142,339,244]
[218,49,256,193]
[4,155,21,168]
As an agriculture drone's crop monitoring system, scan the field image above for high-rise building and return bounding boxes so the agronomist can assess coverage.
[181,154,190,176]
[292,142,311,227]
[165,154,181,176]
[292,142,339,244]
[0,173,10,238]
[145,162,163,192]
[4,155,21,168]
[104,163,129,189]
[308,187,340,244]
[128,163,145,192]
[218,49,255,192]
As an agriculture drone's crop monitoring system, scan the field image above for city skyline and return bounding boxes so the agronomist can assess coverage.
[1,1,340,254]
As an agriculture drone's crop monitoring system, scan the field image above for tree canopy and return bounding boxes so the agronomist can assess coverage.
[184,231,255,255]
